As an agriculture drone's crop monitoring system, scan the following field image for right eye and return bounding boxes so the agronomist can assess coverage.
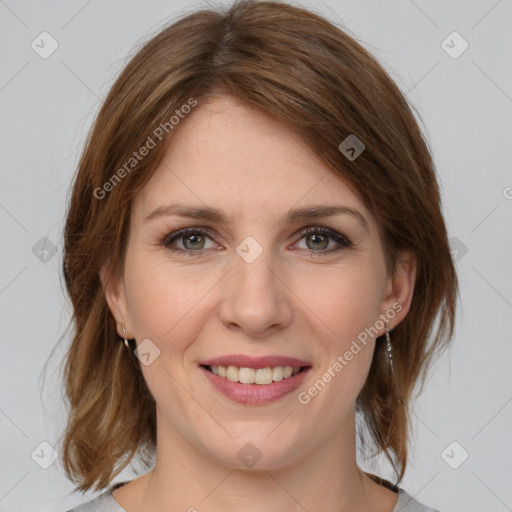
[162,227,221,256]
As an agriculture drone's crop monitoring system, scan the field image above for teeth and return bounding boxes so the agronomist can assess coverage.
[255,367,273,384]
[239,367,255,384]
[272,366,283,381]
[226,365,239,382]
[208,365,302,385]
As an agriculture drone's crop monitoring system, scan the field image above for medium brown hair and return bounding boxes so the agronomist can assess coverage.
[60,0,458,492]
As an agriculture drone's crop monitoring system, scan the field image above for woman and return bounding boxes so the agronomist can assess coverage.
[61,1,457,511]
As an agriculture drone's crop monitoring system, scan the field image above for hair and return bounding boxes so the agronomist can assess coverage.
[60,0,458,493]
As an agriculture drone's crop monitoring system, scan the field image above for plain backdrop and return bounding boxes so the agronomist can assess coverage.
[0,1,511,511]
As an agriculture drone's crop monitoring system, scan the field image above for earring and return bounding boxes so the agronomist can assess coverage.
[385,323,394,375]
[122,323,130,350]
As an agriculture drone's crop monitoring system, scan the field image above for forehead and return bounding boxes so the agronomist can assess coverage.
[132,96,372,225]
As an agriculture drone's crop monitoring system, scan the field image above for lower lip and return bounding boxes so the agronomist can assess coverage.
[200,366,311,405]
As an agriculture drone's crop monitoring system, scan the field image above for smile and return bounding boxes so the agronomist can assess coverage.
[204,364,304,385]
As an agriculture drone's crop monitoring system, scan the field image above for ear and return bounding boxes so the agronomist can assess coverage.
[380,249,416,331]
[99,262,133,339]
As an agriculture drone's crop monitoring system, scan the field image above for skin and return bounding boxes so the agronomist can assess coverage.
[101,95,416,512]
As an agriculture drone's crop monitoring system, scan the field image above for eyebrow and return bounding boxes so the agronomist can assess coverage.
[144,203,369,232]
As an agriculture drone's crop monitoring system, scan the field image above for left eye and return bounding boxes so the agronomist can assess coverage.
[293,227,352,254]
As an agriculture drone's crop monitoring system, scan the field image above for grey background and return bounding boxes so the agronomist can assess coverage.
[1,1,511,511]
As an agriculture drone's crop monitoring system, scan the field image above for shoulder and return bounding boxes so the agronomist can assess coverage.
[63,483,127,512]
[393,487,443,512]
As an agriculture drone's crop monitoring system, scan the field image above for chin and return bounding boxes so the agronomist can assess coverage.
[201,436,304,472]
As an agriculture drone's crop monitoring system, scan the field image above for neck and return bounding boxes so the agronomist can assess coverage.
[129,409,386,512]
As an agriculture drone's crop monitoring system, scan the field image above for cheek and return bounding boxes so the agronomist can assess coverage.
[296,264,384,397]
[123,251,220,343]
[295,263,384,345]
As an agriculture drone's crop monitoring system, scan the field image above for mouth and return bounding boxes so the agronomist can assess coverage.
[199,355,312,405]
[201,364,308,385]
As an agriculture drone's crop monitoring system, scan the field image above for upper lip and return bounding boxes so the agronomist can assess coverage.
[200,354,311,369]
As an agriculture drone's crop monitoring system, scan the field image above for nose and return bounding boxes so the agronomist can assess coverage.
[217,244,293,338]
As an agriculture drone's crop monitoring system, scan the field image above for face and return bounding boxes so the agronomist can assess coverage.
[103,95,414,470]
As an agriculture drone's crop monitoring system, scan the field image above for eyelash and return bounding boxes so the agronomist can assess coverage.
[161,226,352,257]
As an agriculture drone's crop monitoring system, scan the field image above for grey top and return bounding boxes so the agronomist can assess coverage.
[65,480,442,512]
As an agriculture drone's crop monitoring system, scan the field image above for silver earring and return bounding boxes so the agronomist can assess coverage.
[122,323,130,350]
[385,323,394,375]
